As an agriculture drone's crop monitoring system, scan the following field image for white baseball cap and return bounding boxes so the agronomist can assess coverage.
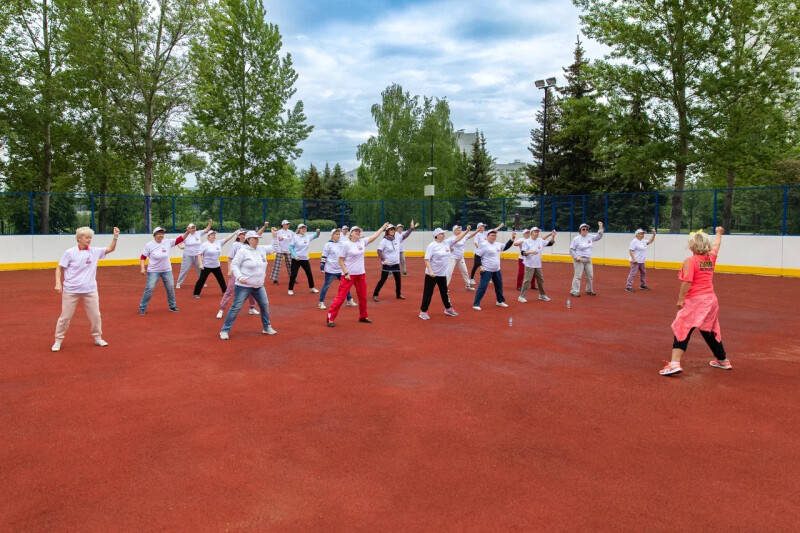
[244,231,260,240]
[386,224,395,230]
[433,228,445,237]
[281,219,290,225]
[152,227,166,235]
[477,222,486,228]
[350,226,362,232]
[452,225,461,231]
[207,229,217,236]
[396,222,404,227]
[297,223,307,230]
[530,227,540,232]
[342,225,349,230]
[523,228,531,234]
[579,223,590,230]
[187,223,196,228]
[635,228,645,234]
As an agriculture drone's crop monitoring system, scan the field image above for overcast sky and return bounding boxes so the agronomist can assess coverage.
[264,0,607,173]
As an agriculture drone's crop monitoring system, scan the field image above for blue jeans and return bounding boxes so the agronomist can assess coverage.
[319,272,351,303]
[140,271,177,311]
[222,285,270,333]
[473,270,504,307]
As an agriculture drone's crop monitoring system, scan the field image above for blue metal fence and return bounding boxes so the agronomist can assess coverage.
[1,186,798,235]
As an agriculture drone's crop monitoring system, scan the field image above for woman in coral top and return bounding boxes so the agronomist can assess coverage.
[660,227,732,376]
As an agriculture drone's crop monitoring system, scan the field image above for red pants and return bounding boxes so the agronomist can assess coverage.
[517,259,535,289]
[327,273,368,322]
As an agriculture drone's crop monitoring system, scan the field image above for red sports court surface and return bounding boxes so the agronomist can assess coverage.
[1,259,799,531]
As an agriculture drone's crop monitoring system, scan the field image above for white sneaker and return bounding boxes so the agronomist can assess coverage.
[517,297,528,303]
[310,288,319,293]
[496,301,509,308]
[216,310,224,319]
[346,300,358,307]
[419,312,431,320]
[472,305,481,311]
[444,308,458,317]
[538,295,551,302]
[466,286,475,291]
[248,309,260,315]
[288,290,294,295]
[318,302,327,309]
[175,284,181,289]
[94,338,109,347]
[263,327,277,335]
[51,340,62,352]
[203,284,208,287]
[469,279,476,285]
[219,332,229,340]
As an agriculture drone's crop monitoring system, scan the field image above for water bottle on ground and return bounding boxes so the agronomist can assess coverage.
[509,317,513,327]
[567,298,571,309]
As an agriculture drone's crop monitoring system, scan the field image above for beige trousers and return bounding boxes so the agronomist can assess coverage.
[55,291,102,340]
[571,260,594,294]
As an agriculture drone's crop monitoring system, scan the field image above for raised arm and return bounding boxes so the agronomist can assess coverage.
[256,221,269,236]
[175,228,191,245]
[202,218,213,233]
[503,232,517,251]
[104,227,120,254]
[403,220,417,239]
[593,221,604,241]
[452,225,472,244]
[493,222,505,232]
[711,227,723,255]
[648,229,656,245]
[367,222,390,244]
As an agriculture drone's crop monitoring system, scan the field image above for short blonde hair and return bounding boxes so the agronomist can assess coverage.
[688,231,712,255]
[75,226,95,240]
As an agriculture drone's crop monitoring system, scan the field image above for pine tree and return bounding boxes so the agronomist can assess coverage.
[465,132,499,224]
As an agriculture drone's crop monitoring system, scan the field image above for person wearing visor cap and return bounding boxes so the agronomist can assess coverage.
[470,222,504,284]
[217,223,269,318]
[193,229,227,298]
[139,226,191,314]
[326,222,390,327]
[393,220,419,276]
[446,224,479,291]
[288,223,320,295]
[626,228,656,292]
[472,228,516,310]
[175,219,213,289]
[318,228,355,309]
[514,228,537,291]
[518,227,556,303]
[220,226,280,339]
[269,220,294,285]
[569,221,604,296]
[373,223,414,301]
[419,227,471,320]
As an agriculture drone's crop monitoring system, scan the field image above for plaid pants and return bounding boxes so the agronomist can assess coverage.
[270,252,292,282]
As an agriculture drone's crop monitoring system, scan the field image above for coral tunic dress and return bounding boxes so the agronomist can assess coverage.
[671,252,722,342]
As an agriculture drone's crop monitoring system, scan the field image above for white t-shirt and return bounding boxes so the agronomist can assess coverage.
[292,232,318,260]
[477,240,505,272]
[425,240,452,277]
[340,237,368,276]
[474,231,487,256]
[59,246,107,293]
[570,230,603,260]
[199,241,222,268]
[142,238,180,273]
[378,236,401,265]
[228,241,243,262]
[629,238,649,263]
[396,231,407,252]
[276,229,294,253]
[231,244,277,287]
[182,231,205,256]
[522,238,548,269]
[449,233,470,259]
[323,241,344,275]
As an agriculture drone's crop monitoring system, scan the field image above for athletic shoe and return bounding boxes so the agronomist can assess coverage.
[625,288,635,293]
[175,284,181,289]
[288,290,294,295]
[419,312,431,320]
[640,286,651,291]
[496,301,509,308]
[517,297,528,303]
[216,310,224,319]
[472,306,481,311]
[346,300,358,307]
[570,292,580,297]
[219,332,229,340]
[444,308,458,317]
[659,361,682,376]
[310,288,319,293]
[396,295,406,300]
[203,284,208,288]
[538,295,551,302]
[318,302,327,309]
[516,287,521,291]
[273,280,278,285]
[469,279,476,285]
[359,318,372,323]
[263,327,277,335]
[327,320,335,328]
[248,309,260,315]
[94,339,109,347]
[372,296,380,302]
[169,307,179,312]
[193,295,200,299]
[139,310,146,315]
[402,272,408,276]
[466,286,475,291]
[710,359,732,370]
[586,291,597,296]
[51,340,61,352]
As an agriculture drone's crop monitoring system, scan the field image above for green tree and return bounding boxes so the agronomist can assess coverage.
[302,163,322,200]
[185,0,311,203]
[465,131,500,224]
[527,86,559,196]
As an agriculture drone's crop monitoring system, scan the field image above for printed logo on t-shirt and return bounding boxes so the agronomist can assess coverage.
[699,261,713,270]
[86,260,92,265]
[358,247,363,251]
[161,248,166,252]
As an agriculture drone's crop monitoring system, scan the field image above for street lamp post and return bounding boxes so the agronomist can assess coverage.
[534,77,557,198]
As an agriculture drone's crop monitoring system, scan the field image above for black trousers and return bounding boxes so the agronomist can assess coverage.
[470,255,482,279]
[374,268,402,297]
[673,328,727,360]
[420,275,451,312]
[194,266,227,296]
[289,259,315,290]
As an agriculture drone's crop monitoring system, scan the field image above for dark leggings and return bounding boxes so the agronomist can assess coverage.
[420,275,451,312]
[373,270,402,297]
[470,255,482,280]
[194,266,227,296]
[673,328,727,360]
[289,259,315,290]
